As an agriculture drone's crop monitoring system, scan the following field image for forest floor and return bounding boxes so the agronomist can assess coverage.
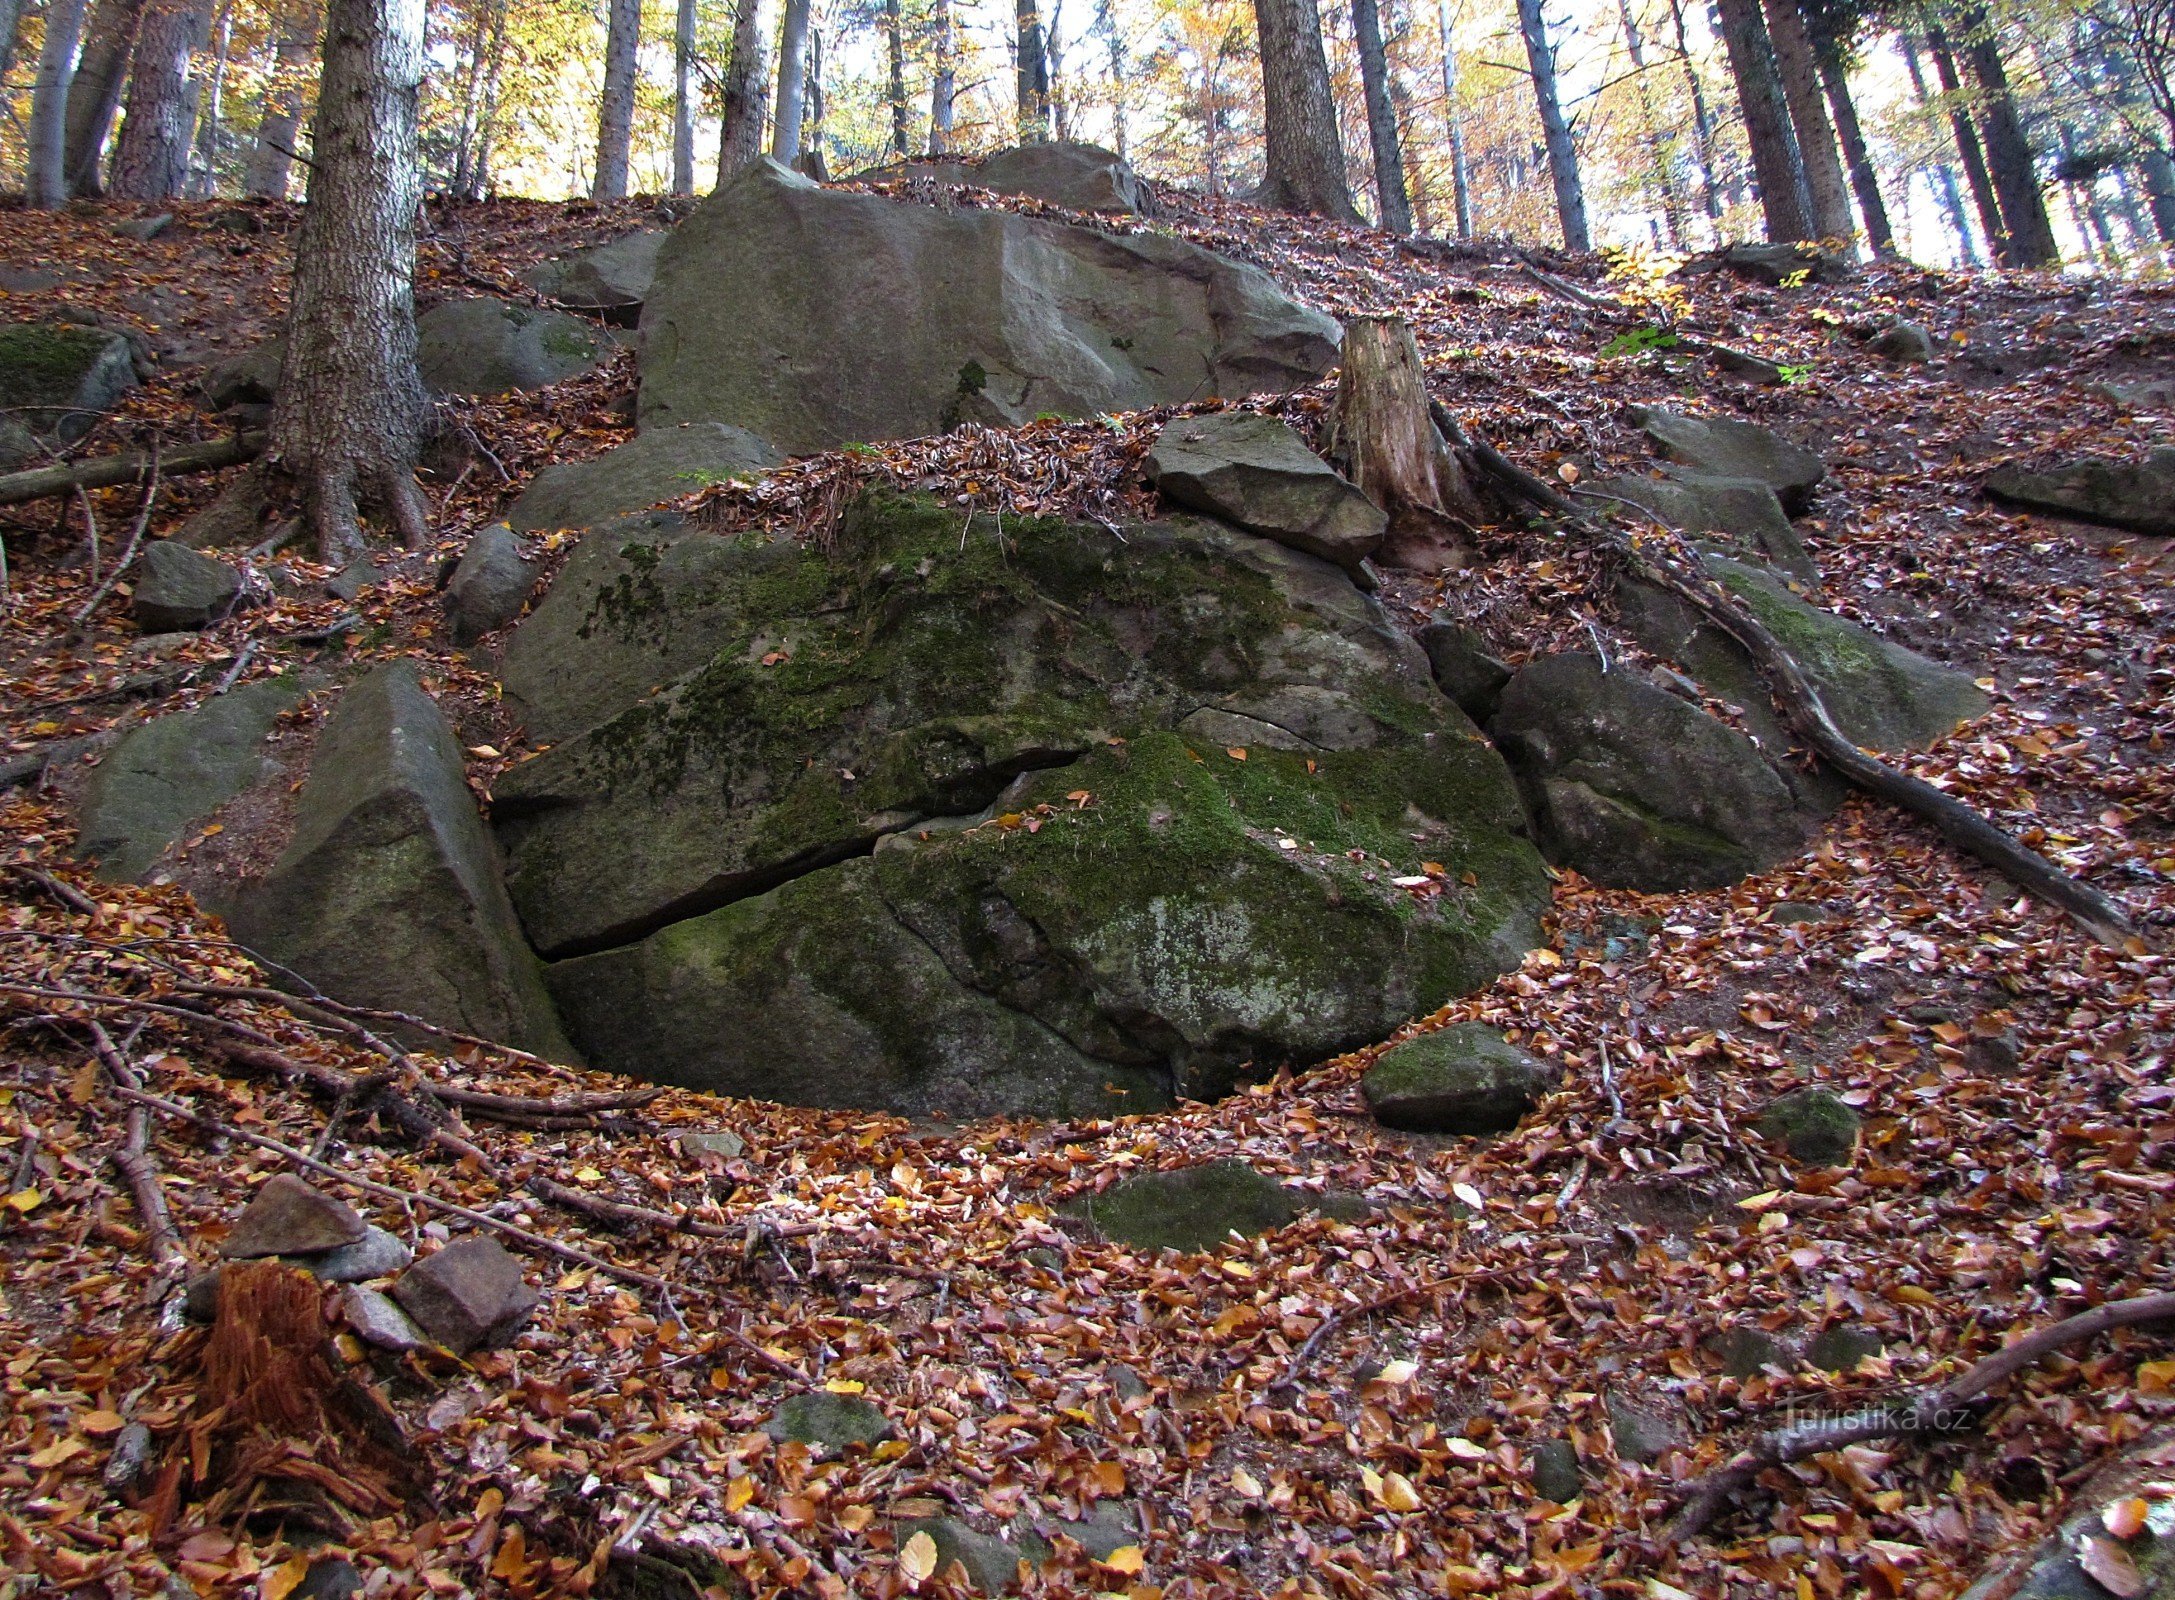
[1,187,2173,1600]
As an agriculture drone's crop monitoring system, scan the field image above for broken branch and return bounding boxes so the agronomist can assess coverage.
[0,432,263,508]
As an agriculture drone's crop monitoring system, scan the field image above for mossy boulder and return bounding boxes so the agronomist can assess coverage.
[1361,1023,1558,1135]
[898,1518,1029,1593]
[133,542,244,631]
[442,524,536,645]
[1587,471,1815,584]
[1627,408,1826,514]
[0,322,139,452]
[1806,1324,1882,1373]
[975,140,1150,214]
[508,423,781,533]
[417,297,610,396]
[1757,1086,1860,1164]
[763,1392,892,1449]
[1984,447,2175,538]
[1489,652,1808,890]
[1083,1161,1304,1252]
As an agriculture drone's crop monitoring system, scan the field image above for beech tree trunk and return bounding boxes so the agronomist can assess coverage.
[243,0,317,198]
[1953,1,2059,266]
[1437,0,1473,237]
[63,0,144,197]
[928,0,957,153]
[884,0,910,156]
[716,0,767,179]
[1252,0,1361,221]
[268,0,433,560]
[1017,0,1050,141]
[593,0,641,200]
[1097,0,1126,159]
[1815,40,1894,254]
[1326,316,1485,571]
[1713,0,1812,240]
[1760,0,1854,241]
[0,0,27,95]
[111,0,209,200]
[1924,24,2010,263]
[187,0,231,196]
[1516,0,1591,250]
[1665,0,1723,225]
[469,0,508,196]
[1899,35,1978,264]
[771,0,812,162]
[1617,0,1686,245]
[1350,0,1412,233]
[801,24,825,172]
[672,0,696,193]
[28,0,94,208]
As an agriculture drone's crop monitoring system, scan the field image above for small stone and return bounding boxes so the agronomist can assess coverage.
[1030,1499,1137,1561]
[1083,1161,1303,1253]
[1418,619,1512,722]
[1605,1394,1679,1465]
[1757,1087,1861,1165]
[1626,407,1827,514]
[1022,1246,1063,1272]
[676,1129,745,1161]
[303,1224,412,1283]
[1869,320,1934,363]
[112,214,173,242]
[442,523,535,645]
[1710,1325,1792,1379]
[292,1557,363,1600]
[1107,1363,1149,1402]
[764,1391,893,1449]
[183,1268,224,1322]
[391,1234,536,1353]
[897,1517,1026,1592]
[343,1284,430,1352]
[1966,1026,2020,1075]
[1529,1438,1583,1503]
[1361,1023,1559,1136]
[1768,901,1834,926]
[133,542,243,632]
[222,1173,367,1258]
[1806,1324,1883,1373]
[326,557,383,601]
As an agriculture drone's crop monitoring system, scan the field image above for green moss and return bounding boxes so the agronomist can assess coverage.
[541,325,599,361]
[0,323,116,399]
[1084,1160,1303,1252]
[764,1392,892,1448]
[1757,1087,1859,1164]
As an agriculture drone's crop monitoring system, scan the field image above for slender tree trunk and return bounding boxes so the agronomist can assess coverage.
[1815,40,1893,253]
[1713,0,1812,240]
[1251,0,1361,220]
[111,0,209,199]
[1617,0,1686,243]
[717,0,767,178]
[803,24,825,170]
[2139,147,2175,247]
[672,0,697,193]
[470,0,508,195]
[1761,0,1853,240]
[0,0,28,93]
[271,0,432,560]
[1898,33,1977,263]
[1351,0,1412,232]
[928,0,957,154]
[1046,1,1068,139]
[1952,1,2058,265]
[244,0,318,198]
[884,0,910,156]
[447,0,487,197]
[771,0,811,162]
[63,0,144,197]
[1016,0,1049,142]
[1924,22,2010,263]
[28,0,93,207]
[1516,0,1591,250]
[593,0,640,200]
[1664,0,1722,225]
[186,0,230,195]
[1437,0,1473,237]
[1097,0,1126,158]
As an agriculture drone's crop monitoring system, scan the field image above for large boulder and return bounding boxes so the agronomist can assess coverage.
[1490,653,1806,889]
[75,677,304,880]
[975,141,1150,214]
[517,493,1548,1114]
[1144,410,1385,571]
[637,160,1340,454]
[521,230,666,318]
[0,323,139,463]
[1627,408,1826,514]
[1983,447,2175,538]
[1587,472,1814,584]
[508,423,781,532]
[442,524,536,645]
[226,663,573,1059]
[416,298,611,396]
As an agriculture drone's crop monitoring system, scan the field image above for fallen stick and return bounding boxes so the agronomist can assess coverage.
[1670,1290,2175,1541]
[0,433,263,508]
[0,729,122,790]
[87,1021,187,1278]
[10,864,99,917]
[68,447,159,627]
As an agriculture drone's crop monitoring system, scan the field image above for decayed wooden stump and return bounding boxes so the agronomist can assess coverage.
[1323,314,1489,571]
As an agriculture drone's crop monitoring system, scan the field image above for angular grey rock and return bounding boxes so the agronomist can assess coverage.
[1806,1324,1883,1373]
[898,1518,1027,1592]
[225,663,574,1059]
[975,140,1149,213]
[2095,376,2175,411]
[1084,1161,1303,1252]
[1360,1022,1558,1135]
[75,677,302,880]
[443,523,536,645]
[1758,1086,1860,1164]
[1707,345,1787,386]
[326,556,383,601]
[1144,410,1385,570]
[1606,1395,1680,1464]
[638,160,1339,454]
[343,1284,430,1352]
[1710,1325,1793,1379]
[1869,320,1934,363]
[508,423,781,532]
[112,213,173,242]
[1628,408,1826,514]
[1418,619,1512,723]
[307,1224,413,1283]
[223,1173,367,1258]
[0,417,39,473]
[391,1234,536,1353]
[1588,471,1815,584]
[1709,240,1851,286]
[201,339,285,410]
[1490,653,1808,890]
[417,297,610,396]
[1983,447,2175,538]
[676,1129,746,1160]
[0,322,139,445]
[1529,1439,1583,1503]
[764,1392,893,1448]
[132,542,243,632]
[521,230,666,316]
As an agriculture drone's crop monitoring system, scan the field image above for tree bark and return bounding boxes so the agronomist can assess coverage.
[1618,0,1686,245]
[593,0,641,200]
[1097,0,1126,159]
[1760,0,1854,241]
[884,0,910,156]
[28,0,94,208]
[1251,0,1361,221]
[1923,23,2010,263]
[801,24,825,172]
[110,0,209,200]
[469,0,508,196]
[1351,0,1413,233]
[1437,0,1473,237]
[1664,0,1722,225]
[1953,1,2059,266]
[243,0,317,198]
[0,0,27,98]
[1325,316,1485,571]
[1815,39,1894,254]
[1516,0,1591,250]
[929,0,957,153]
[186,0,232,196]
[1899,33,1979,264]
[63,0,144,197]
[771,0,811,162]
[1017,0,1050,142]
[716,0,766,180]
[1713,0,1813,240]
[268,0,433,560]
[672,0,697,193]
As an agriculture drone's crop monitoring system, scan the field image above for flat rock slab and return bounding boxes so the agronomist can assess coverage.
[1628,408,1826,514]
[75,677,302,881]
[1361,1022,1559,1135]
[508,424,781,533]
[343,1285,430,1352]
[391,1234,536,1353]
[1587,472,1814,584]
[0,323,139,451]
[638,159,1339,454]
[1145,411,1384,570]
[1083,1161,1303,1252]
[975,140,1150,214]
[443,524,536,645]
[522,230,666,315]
[417,297,611,396]
[308,1224,414,1283]
[133,542,243,632]
[765,1392,893,1449]
[223,1173,367,1258]
[1983,447,2175,538]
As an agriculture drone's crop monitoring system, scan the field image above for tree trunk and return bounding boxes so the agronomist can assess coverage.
[672,0,697,193]
[1251,0,1361,221]
[0,0,27,97]
[1713,0,1812,240]
[717,0,766,179]
[2139,146,2175,247]
[1899,34,1979,264]
[1665,0,1722,225]
[63,0,144,197]
[1952,1,2059,266]
[1760,0,1853,241]
[268,0,433,560]
[29,0,95,208]
[111,0,209,199]
[928,0,957,154]
[243,0,317,198]
[1516,0,1591,250]
[593,0,640,200]
[1617,0,1686,245]
[1016,0,1049,142]
[1325,316,1485,571]
[469,0,508,196]
[1097,0,1126,159]
[187,0,231,196]
[1815,38,1894,254]
[801,24,824,171]
[884,0,910,156]
[1351,0,1412,233]
[1924,23,2010,263]
[1436,0,1473,237]
[771,0,811,162]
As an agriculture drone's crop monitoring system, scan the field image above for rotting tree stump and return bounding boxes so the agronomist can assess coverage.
[1323,314,1488,572]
